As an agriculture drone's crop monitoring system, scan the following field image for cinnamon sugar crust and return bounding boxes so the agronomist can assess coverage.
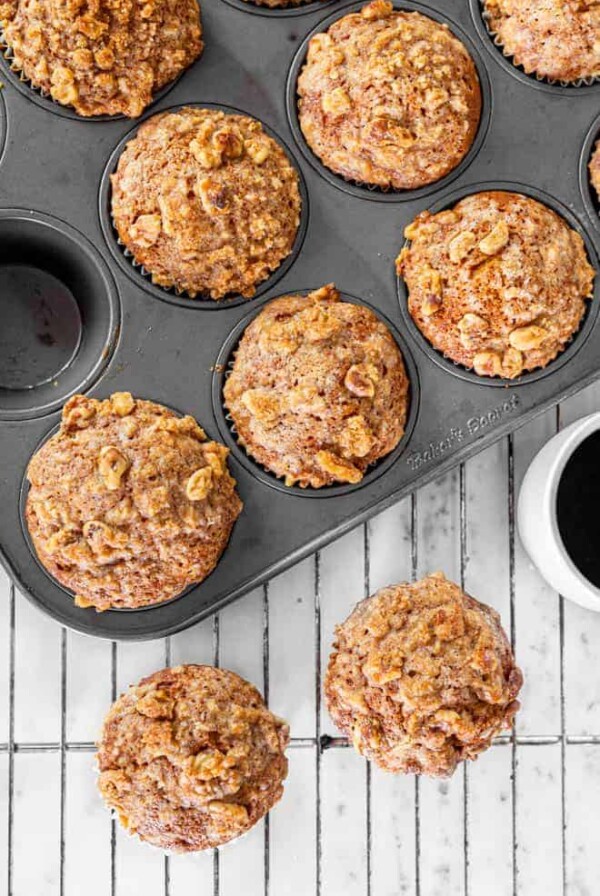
[111,107,302,300]
[484,0,600,83]
[0,0,203,117]
[25,393,242,611]
[325,573,523,777]
[297,0,481,190]
[97,665,289,852]
[223,284,410,488]
[397,191,595,379]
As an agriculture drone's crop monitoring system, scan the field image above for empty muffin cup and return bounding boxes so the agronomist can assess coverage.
[0,209,120,420]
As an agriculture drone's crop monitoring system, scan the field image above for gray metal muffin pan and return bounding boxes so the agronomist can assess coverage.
[1,0,600,639]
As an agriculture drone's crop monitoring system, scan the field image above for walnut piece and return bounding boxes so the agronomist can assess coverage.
[508,325,550,351]
[186,468,214,502]
[98,446,130,491]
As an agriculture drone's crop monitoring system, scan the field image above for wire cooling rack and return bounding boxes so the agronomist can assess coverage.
[2,379,600,896]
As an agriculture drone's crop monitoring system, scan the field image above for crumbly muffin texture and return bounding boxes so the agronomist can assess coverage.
[223,284,410,488]
[297,0,481,190]
[397,191,595,379]
[26,393,242,611]
[325,573,523,777]
[484,0,600,83]
[97,665,289,852]
[111,107,301,300]
[0,0,203,118]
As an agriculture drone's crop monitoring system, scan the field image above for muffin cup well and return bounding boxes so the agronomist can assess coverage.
[99,102,309,309]
[220,0,338,18]
[469,0,600,94]
[18,397,231,612]
[0,209,120,420]
[579,113,600,235]
[396,180,600,388]
[212,289,420,498]
[285,0,492,203]
[0,37,183,121]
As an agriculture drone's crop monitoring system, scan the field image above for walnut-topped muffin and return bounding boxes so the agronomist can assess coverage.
[397,191,595,378]
[297,0,481,190]
[111,107,302,300]
[97,665,289,852]
[483,0,600,83]
[589,139,600,202]
[0,0,203,117]
[25,393,243,611]
[223,284,410,488]
[325,573,523,777]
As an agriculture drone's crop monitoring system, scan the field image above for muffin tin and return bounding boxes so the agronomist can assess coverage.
[2,0,600,640]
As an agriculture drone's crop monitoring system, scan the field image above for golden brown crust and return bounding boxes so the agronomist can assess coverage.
[111,107,302,300]
[484,0,600,83]
[397,191,595,379]
[244,0,319,7]
[97,665,289,852]
[325,573,523,777]
[223,284,410,488]
[25,393,243,611]
[297,0,481,190]
[0,0,203,118]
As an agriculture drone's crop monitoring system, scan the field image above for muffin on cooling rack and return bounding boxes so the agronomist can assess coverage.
[223,284,410,488]
[25,392,242,611]
[97,664,289,852]
[296,0,481,190]
[0,0,203,117]
[111,107,302,300]
[483,0,600,83]
[325,572,523,777]
[397,191,595,379]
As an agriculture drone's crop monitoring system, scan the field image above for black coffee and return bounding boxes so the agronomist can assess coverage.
[0,264,82,390]
[556,429,600,588]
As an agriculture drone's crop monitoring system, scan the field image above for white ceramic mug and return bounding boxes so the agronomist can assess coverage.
[517,411,600,612]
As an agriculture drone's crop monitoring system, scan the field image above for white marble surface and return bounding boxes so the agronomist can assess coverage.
[3,380,600,896]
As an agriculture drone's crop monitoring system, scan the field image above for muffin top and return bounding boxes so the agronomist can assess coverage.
[26,392,243,611]
[297,0,481,190]
[223,284,410,488]
[111,107,301,300]
[0,0,203,117]
[97,665,289,852]
[325,573,523,777]
[483,0,600,83]
[397,191,595,379]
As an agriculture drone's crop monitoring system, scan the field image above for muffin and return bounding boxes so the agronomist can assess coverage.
[589,139,600,202]
[0,0,203,118]
[296,0,481,190]
[483,0,600,83]
[25,392,242,611]
[111,107,302,300]
[97,665,289,852]
[325,573,523,777]
[223,284,410,488]
[397,191,595,379]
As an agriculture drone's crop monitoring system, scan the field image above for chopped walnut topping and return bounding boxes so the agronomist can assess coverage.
[186,467,214,502]
[98,446,130,491]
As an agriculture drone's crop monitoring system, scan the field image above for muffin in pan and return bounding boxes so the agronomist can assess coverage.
[25,392,243,611]
[111,107,302,300]
[397,191,595,379]
[97,664,289,852]
[296,0,481,190]
[223,284,410,488]
[483,0,600,84]
[0,0,203,118]
[325,572,523,777]
[589,139,600,202]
